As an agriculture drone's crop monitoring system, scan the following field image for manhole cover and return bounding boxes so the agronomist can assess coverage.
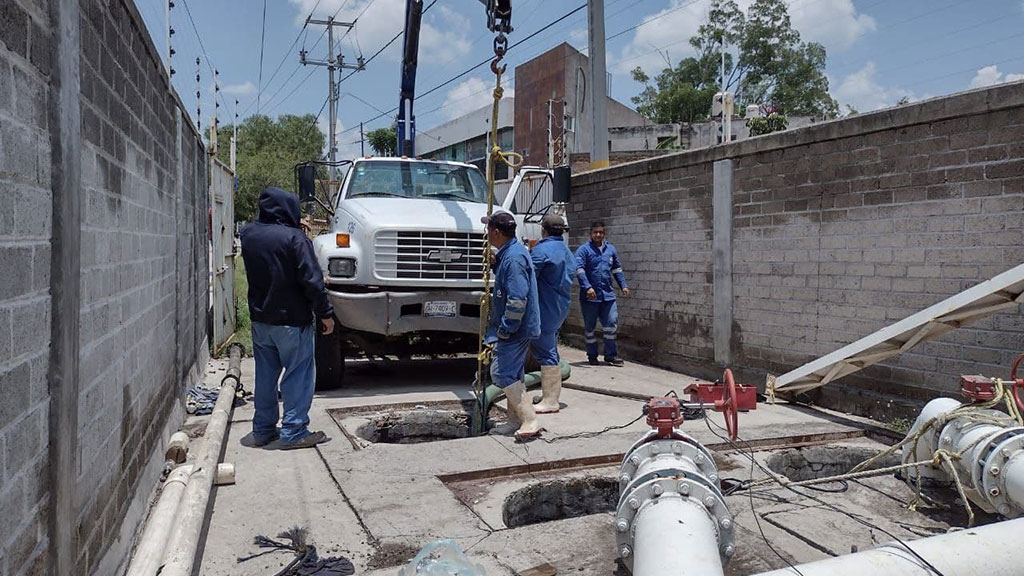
[356,409,474,444]
[503,477,618,528]
[766,445,897,482]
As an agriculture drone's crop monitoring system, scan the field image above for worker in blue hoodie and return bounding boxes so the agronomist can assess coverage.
[530,213,575,414]
[575,220,631,366]
[481,211,542,439]
[240,187,334,450]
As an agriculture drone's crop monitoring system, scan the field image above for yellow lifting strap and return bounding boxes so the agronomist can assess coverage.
[475,33,523,407]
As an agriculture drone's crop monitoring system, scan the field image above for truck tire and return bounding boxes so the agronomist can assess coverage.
[315,328,346,390]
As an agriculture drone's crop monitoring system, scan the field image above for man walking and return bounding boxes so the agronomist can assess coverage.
[531,213,575,413]
[482,212,542,439]
[575,221,631,366]
[240,187,334,450]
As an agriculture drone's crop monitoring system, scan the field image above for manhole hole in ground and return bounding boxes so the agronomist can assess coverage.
[356,402,478,444]
[503,476,618,528]
[766,445,898,482]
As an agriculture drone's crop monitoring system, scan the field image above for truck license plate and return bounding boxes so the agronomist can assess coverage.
[424,301,457,318]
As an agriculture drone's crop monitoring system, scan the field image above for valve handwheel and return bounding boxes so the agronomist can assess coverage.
[1011,352,1024,414]
[715,368,740,441]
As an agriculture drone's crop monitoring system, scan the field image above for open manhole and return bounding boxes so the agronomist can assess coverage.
[503,476,618,528]
[766,445,898,482]
[356,408,474,444]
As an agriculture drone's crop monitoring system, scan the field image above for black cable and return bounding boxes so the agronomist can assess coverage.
[536,413,646,443]
[257,0,267,113]
[178,0,230,113]
[703,415,948,576]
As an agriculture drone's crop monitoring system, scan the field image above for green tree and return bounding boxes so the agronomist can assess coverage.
[633,0,838,122]
[367,126,397,156]
[211,114,325,222]
[747,113,788,136]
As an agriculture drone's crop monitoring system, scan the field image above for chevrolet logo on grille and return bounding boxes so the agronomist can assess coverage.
[426,249,464,263]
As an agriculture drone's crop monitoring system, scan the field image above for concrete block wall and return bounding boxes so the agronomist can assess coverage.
[0,0,210,574]
[0,1,54,574]
[568,81,1024,416]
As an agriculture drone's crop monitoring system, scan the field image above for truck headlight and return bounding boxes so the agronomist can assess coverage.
[328,257,357,278]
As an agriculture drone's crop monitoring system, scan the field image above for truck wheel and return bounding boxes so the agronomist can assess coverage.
[315,328,346,390]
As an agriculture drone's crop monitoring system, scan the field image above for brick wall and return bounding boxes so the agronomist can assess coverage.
[0,0,210,574]
[567,82,1024,417]
[0,0,54,574]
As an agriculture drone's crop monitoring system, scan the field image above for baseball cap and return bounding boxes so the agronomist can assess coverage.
[541,213,567,234]
[481,211,517,235]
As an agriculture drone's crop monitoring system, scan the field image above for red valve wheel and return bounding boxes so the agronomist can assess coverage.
[1011,352,1024,414]
[715,368,740,441]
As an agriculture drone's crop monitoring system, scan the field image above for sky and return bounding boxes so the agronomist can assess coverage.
[136,0,1024,159]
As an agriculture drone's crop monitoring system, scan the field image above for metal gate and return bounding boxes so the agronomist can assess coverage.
[210,156,236,350]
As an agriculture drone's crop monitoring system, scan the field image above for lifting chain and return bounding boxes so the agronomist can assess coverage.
[474,30,523,421]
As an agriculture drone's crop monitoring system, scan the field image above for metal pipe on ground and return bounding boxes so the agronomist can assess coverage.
[752,516,1024,576]
[123,465,194,576]
[160,375,238,576]
[222,342,245,386]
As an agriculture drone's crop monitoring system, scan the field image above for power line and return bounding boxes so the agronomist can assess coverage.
[261,0,324,91]
[178,0,230,112]
[257,0,267,113]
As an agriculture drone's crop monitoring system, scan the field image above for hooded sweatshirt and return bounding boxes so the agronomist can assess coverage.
[240,187,334,327]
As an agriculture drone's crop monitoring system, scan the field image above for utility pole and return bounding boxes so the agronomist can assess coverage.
[547,99,554,168]
[359,122,365,156]
[587,0,609,170]
[211,69,220,155]
[231,99,238,172]
[195,57,201,131]
[301,16,365,177]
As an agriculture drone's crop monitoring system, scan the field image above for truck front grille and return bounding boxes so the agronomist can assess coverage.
[374,230,487,281]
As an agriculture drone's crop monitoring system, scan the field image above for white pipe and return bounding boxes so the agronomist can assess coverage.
[160,378,237,576]
[632,496,724,576]
[1003,454,1024,510]
[752,516,1024,576]
[165,431,190,464]
[124,465,194,576]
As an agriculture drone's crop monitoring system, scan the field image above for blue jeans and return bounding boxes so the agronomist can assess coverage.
[490,337,530,388]
[581,299,618,360]
[251,321,316,444]
[530,331,560,366]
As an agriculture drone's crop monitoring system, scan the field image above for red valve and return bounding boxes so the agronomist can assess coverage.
[1011,352,1024,414]
[680,369,757,442]
[715,369,740,441]
[646,396,684,438]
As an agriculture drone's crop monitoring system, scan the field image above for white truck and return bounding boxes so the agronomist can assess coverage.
[297,157,569,388]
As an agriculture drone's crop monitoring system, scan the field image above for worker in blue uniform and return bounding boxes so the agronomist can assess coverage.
[482,212,543,439]
[575,221,631,366]
[530,213,576,413]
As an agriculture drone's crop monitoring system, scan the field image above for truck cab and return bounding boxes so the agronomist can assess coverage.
[302,157,568,388]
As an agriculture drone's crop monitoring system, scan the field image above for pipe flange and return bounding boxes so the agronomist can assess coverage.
[980,433,1024,518]
[619,438,718,491]
[971,426,1024,500]
[622,429,710,464]
[615,475,734,572]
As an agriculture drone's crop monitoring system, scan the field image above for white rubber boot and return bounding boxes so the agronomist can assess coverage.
[534,365,562,414]
[488,400,521,436]
[505,381,542,439]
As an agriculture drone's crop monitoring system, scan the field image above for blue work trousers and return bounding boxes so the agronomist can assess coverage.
[251,321,316,444]
[581,299,618,360]
[490,338,530,388]
[530,331,560,367]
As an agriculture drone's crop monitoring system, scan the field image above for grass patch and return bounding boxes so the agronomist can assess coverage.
[231,255,253,357]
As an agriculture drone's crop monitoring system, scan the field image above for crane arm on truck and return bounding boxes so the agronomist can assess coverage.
[395,0,513,157]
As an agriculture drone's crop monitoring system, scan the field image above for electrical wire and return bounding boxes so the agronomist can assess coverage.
[178,0,230,113]
[702,414,949,576]
[257,0,268,114]
[536,413,646,443]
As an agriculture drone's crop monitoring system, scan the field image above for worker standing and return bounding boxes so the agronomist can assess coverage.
[482,212,543,439]
[575,221,631,366]
[240,187,334,450]
[530,213,575,413]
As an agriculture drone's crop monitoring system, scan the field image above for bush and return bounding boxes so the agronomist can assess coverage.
[747,113,789,136]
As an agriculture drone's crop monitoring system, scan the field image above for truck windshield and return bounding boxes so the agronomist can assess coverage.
[346,160,488,203]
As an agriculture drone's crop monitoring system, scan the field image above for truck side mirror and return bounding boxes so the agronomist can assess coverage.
[553,165,571,203]
[296,164,316,203]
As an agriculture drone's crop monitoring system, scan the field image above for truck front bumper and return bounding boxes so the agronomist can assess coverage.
[326,289,486,336]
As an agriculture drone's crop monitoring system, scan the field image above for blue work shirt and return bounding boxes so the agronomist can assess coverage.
[531,235,575,334]
[575,241,628,302]
[487,238,541,342]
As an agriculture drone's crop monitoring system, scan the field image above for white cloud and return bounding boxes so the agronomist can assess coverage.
[969,65,1024,89]
[441,77,513,120]
[615,0,874,76]
[289,0,471,64]
[222,81,256,96]
[788,0,875,51]
[569,28,588,46]
[834,61,914,113]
